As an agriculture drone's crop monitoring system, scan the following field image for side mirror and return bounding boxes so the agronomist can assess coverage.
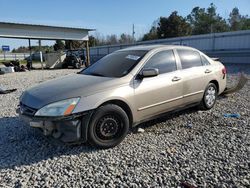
[139,68,159,78]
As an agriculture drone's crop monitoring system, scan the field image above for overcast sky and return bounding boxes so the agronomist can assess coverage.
[0,0,250,50]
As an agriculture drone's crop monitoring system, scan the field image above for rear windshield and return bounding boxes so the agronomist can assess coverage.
[81,50,148,78]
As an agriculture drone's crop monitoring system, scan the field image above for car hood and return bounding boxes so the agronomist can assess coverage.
[20,73,124,109]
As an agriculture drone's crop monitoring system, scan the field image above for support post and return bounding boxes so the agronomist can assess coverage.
[38,40,44,69]
[85,40,90,67]
[28,39,33,70]
[29,39,31,58]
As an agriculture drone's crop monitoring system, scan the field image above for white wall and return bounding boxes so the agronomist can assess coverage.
[0,53,30,60]
[89,30,250,64]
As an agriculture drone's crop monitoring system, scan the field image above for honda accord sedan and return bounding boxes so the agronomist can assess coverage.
[18,45,227,148]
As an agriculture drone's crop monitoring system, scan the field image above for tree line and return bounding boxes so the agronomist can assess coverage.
[12,45,53,53]
[142,4,250,41]
[53,33,135,51]
[12,3,250,53]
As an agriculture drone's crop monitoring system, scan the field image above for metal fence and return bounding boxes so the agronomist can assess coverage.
[0,53,30,61]
[89,30,250,64]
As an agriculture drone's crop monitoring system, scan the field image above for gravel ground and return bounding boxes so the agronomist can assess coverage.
[0,65,249,188]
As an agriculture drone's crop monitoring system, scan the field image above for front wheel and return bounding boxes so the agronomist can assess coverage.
[88,104,129,149]
[199,83,218,110]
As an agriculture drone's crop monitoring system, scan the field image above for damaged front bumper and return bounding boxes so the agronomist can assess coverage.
[17,108,93,143]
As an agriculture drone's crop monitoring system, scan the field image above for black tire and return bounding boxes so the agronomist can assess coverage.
[88,104,129,149]
[199,83,218,110]
[74,62,81,69]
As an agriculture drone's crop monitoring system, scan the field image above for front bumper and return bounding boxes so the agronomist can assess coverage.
[17,108,93,143]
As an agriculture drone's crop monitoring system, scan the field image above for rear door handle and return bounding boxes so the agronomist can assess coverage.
[172,76,181,82]
[205,69,212,74]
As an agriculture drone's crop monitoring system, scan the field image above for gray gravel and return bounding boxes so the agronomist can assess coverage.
[0,65,249,188]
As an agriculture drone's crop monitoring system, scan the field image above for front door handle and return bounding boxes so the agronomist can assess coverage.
[172,76,181,82]
[205,69,212,74]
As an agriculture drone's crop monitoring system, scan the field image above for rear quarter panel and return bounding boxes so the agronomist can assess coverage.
[200,52,227,94]
[208,61,227,95]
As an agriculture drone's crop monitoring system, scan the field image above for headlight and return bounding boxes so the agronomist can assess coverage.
[35,98,80,117]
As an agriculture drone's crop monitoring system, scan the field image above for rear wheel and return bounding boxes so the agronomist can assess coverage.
[199,83,218,110]
[74,62,81,69]
[88,104,129,149]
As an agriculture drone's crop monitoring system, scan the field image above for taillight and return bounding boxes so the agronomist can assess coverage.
[222,67,227,75]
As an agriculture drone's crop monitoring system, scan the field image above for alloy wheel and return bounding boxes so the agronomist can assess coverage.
[205,86,216,107]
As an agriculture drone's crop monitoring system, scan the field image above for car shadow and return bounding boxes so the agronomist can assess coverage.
[0,106,209,170]
[0,117,98,170]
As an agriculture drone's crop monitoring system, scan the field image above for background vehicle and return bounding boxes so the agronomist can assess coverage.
[62,50,86,69]
[18,45,227,148]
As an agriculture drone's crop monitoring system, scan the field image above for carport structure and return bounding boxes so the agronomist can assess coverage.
[0,22,94,67]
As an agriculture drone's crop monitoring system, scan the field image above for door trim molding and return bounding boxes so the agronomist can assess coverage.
[183,90,204,98]
[138,96,183,111]
[138,90,204,111]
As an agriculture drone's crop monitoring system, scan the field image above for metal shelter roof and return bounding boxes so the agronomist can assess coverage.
[0,22,94,41]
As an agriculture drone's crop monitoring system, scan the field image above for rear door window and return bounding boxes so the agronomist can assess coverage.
[143,50,177,74]
[177,49,202,69]
[201,55,211,66]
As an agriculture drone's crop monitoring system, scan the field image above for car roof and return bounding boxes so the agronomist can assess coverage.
[118,44,197,52]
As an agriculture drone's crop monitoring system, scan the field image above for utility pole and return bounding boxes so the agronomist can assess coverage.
[132,24,135,43]
[210,23,213,33]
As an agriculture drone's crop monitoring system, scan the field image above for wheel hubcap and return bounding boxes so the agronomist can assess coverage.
[96,115,122,140]
[205,86,216,107]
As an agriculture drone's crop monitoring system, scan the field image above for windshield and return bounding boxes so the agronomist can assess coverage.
[81,50,148,78]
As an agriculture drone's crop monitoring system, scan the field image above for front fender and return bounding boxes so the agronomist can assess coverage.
[72,84,135,115]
